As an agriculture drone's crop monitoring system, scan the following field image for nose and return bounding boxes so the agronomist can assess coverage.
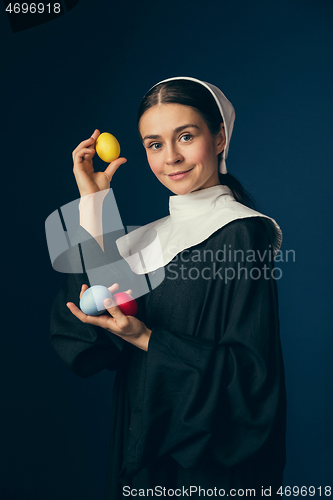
[165,143,184,165]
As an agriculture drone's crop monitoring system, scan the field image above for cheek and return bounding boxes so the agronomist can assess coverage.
[146,152,163,175]
[188,140,214,165]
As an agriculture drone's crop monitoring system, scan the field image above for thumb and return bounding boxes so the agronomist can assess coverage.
[104,157,127,182]
[104,298,124,317]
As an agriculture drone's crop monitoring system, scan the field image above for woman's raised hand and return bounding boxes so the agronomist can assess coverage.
[72,129,127,198]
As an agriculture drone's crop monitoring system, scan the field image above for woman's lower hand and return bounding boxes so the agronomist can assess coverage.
[66,283,152,351]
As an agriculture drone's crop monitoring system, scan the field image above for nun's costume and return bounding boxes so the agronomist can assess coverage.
[50,77,286,499]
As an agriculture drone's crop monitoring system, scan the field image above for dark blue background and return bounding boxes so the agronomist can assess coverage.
[1,0,332,498]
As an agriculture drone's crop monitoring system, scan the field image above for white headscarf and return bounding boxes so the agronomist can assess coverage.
[146,76,236,174]
[115,77,282,275]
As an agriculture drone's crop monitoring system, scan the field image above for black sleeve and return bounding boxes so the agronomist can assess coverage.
[121,218,286,479]
[49,226,147,378]
[50,271,131,378]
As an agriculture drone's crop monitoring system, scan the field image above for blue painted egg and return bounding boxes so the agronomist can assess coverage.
[79,285,113,316]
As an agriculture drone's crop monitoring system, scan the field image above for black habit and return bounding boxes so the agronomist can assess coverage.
[50,217,287,499]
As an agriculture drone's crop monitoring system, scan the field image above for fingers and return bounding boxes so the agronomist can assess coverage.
[66,299,126,334]
[72,129,100,155]
[76,284,133,329]
[91,129,101,140]
[103,298,129,328]
[74,148,96,166]
[79,284,89,299]
[66,301,89,322]
[72,129,100,163]
[83,147,96,162]
[80,283,132,298]
[108,283,119,294]
[66,290,138,339]
[103,157,127,182]
[66,301,113,329]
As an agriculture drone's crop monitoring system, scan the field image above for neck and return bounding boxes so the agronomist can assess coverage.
[190,169,222,193]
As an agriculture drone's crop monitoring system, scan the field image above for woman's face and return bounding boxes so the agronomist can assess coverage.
[139,103,225,195]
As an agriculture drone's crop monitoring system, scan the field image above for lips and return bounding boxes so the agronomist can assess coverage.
[168,167,193,176]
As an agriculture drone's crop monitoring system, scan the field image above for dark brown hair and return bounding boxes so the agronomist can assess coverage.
[137,79,255,209]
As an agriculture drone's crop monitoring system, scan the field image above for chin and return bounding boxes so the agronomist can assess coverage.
[167,183,195,195]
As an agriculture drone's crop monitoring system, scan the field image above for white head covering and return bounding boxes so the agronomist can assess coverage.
[146,76,236,174]
[115,77,282,275]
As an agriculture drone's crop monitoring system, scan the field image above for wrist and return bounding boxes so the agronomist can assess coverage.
[79,191,107,250]
[145,327,152,347]
[79,190,107,215]
[137,327,152,352]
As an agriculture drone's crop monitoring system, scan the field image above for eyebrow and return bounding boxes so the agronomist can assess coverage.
[142,124,200,142]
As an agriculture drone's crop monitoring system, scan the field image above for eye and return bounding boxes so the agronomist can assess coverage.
[148,142,162,150]
[180,134,193,143]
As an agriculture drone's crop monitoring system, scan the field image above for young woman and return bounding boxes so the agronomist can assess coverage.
[50,77,286,499]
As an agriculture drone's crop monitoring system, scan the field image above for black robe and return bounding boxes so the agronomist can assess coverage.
[50,217,287,499]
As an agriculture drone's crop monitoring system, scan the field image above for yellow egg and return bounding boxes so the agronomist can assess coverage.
[95,132,121,163]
